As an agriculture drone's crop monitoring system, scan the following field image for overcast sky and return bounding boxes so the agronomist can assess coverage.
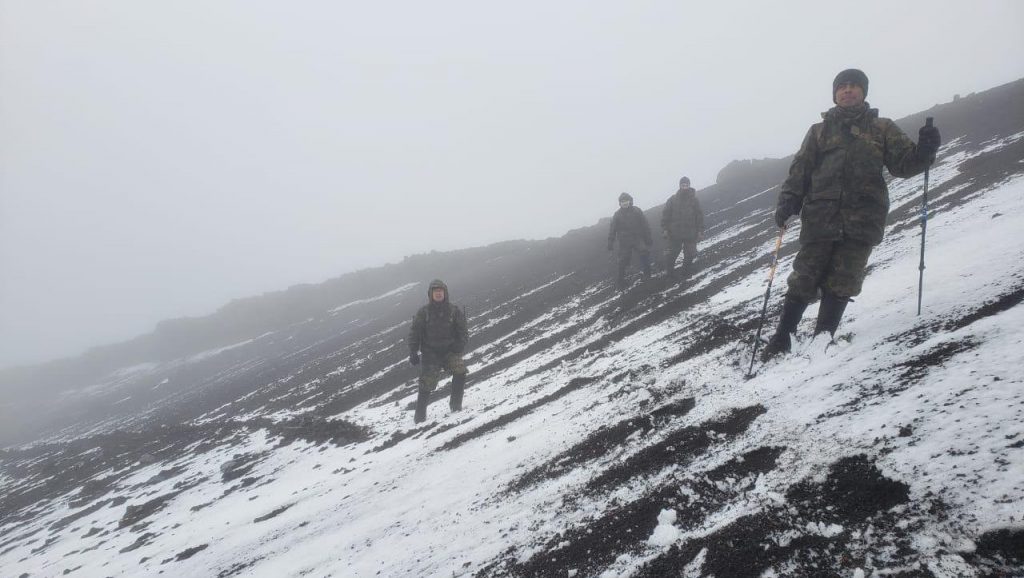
[1,0,1022,369]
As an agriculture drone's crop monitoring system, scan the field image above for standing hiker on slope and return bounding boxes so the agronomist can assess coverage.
[407,279,469,423]
[661,176,705,281]
[608,192,653,290]
[761,69,941,360]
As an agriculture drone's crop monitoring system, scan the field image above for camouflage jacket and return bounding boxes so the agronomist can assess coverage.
[408,303,468,355]
[661,187,704,241]
[608,205,653,248]
[778,104,934,246]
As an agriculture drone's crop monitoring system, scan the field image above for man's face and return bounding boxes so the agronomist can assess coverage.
[835,82,865,108]
[619,200,630,208]
[431,287,446,302]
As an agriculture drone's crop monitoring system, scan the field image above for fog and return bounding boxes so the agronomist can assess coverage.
[1,0,1022,369]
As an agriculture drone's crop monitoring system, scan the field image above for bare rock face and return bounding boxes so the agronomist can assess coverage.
[715,157,790,191]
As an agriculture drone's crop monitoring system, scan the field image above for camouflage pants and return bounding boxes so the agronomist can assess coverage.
[786,240,874,302]
[418,350,468,392]
[416,350,467,421]
[665,237,697,277]
[617,244,651,286]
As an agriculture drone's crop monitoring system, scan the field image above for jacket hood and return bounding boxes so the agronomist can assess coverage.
[427,279,449,304]
[618,192,633,204]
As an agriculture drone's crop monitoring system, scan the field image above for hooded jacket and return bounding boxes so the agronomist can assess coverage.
[608,194,653,249]
[661,187,704,241]
[408,280,468,355]
[777,104,933,246]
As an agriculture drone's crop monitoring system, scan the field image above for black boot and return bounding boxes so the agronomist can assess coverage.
[664,251,675,279]
[760,296,808,361]
[814,293,849,338]
[616,257,629,290]
[682,256,695,279]
[414,387,430,423]
[449,373,466,412]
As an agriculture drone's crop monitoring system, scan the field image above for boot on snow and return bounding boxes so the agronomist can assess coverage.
[760,295,809,362]
[414,386,430,423]
[664,259,678,281]
[814,293,850,339]
[449,373,465,412]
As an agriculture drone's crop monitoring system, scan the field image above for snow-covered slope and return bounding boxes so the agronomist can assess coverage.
[2,85,1023,578]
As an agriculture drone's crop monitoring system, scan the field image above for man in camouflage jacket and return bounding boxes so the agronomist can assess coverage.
[661,176,705,280]
[408,279,469,422]
[608,192,653,289]
[762,69,941,359]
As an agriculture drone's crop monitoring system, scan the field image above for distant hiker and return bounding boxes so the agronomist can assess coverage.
[761,68,940,360]
[607,192,653,289]
[661,176,705,280]
[407,279,469,423]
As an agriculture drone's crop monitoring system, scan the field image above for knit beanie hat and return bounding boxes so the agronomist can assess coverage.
[832,69,869,103]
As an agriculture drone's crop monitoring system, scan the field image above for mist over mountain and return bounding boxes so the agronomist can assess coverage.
[1,78,1022,577]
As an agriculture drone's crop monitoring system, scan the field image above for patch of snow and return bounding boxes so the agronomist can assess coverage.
[328,282,419,314]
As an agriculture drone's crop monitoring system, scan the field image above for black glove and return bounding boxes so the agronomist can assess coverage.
[607,243,614,251]
[409,352,420,366]
[774,195,802,228]
[918,124,941,158]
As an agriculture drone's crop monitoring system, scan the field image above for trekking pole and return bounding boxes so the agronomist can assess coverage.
[916,116,934,316]
[747,225,787,377]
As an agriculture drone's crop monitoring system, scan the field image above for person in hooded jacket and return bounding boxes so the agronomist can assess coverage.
[761,69,941,360]
[661,176,704,280]
[607,192,653,289]
[407,279,469,423]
